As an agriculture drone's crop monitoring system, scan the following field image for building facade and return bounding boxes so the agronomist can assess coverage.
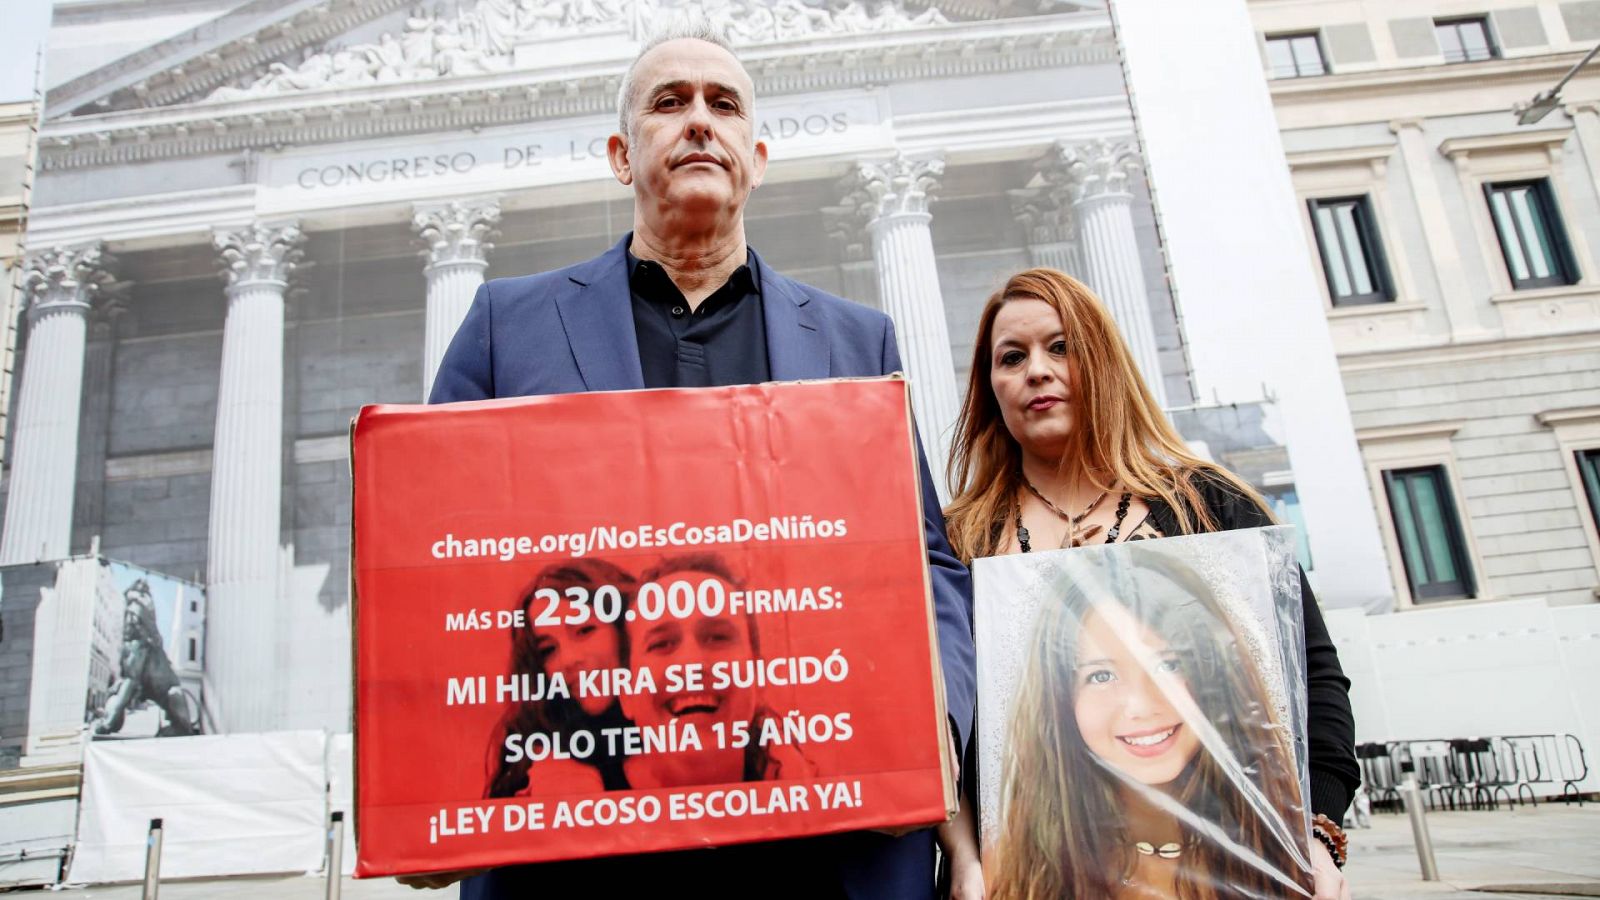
[1250,0,1600,609]
[5,0,1214,739]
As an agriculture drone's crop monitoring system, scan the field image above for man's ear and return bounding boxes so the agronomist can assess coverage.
[607,133,632,186]
[750,139,769,190]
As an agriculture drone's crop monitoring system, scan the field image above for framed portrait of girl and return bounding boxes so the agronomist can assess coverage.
[975,526,1316,899]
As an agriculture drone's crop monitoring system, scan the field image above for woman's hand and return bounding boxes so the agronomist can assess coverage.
[937,801,985,900]
[396,868,486,890]
[946,843,986,900]
[1308,840,1349,900]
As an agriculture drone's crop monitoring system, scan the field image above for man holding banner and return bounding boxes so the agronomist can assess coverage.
[409,17,976,900]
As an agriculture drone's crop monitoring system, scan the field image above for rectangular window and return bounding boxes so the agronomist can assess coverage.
[1485,180,1578,290]
[1435,17,1498,63]
[1384,466,1475,602]
[1579,448,1600,530]
[188,637,198,663]
[1309,196,1393,305]
[1265,32,1327,78]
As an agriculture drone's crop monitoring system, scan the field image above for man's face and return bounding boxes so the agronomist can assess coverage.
[621,572,757,740]
[608,39,768,222]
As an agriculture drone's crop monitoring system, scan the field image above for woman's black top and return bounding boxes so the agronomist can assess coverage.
[1144,471,1360,821]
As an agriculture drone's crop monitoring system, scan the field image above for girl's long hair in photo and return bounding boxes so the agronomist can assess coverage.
[485,558,636,798]
[989,550,1312,900]
[944,268,1269,563]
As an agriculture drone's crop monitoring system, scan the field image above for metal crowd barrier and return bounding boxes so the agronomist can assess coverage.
[1356,734,1588,813]
[124,811,351,898]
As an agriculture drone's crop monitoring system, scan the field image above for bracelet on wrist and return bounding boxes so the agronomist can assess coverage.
[1311,813,1348,869]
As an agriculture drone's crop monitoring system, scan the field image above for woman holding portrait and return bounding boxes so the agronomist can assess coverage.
[997,546,1313,899]
[938,269,1357,900]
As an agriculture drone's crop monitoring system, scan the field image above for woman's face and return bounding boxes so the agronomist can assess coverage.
[622,572,757,742]
[989,297,1075,462]
[532,599,623,717]
[1071,603,1201,785]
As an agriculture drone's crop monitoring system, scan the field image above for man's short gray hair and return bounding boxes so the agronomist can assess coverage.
[615,16,744,141]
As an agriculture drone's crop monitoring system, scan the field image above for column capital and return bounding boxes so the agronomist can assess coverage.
[1008,187,1077,246]
[215,222,306,292]
[1040,138,1141,205]
[849,153,946,221]
[821,204,872,262]
[22,243,124,321]
[413,198,501,269]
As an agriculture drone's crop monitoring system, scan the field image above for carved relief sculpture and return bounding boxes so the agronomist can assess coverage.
[206,0,951,101]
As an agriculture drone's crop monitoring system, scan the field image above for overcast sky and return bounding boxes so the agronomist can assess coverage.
[1,0,52,104]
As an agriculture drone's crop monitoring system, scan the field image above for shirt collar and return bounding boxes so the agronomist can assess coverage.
[626,247,760,301]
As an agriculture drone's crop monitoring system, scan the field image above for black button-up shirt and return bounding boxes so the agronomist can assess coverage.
[627,249,770,388]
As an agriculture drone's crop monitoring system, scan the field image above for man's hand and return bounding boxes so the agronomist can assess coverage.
[1308,840,1350,900]
[397,868,486,890]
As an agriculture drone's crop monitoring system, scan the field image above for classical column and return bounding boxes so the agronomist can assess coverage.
[207,223,304,734]
[1042,139,1168,408]
[414,198,499,400]
[0,245,121,564]
[823,206,881,310]
[1009,188,1085,276]
[837,154,960,499]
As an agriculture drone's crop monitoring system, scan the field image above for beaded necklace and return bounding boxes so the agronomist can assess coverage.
[1015,477,1134,551]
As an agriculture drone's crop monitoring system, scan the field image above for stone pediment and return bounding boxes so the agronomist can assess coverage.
[50,0,1099,118]
[37,2,1113,174]
[47,0,412,120]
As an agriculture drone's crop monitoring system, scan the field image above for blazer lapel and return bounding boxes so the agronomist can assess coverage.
[757,249,830,382]
[553,235,647,392]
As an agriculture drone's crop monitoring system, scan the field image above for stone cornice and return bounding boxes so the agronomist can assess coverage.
[1268,51,1598,106]
[1353,420,1467,444]
[1284,144,1396,169]
[39,14,1111,172]
[25,185,257,251]
[1438,128,1574,161]
[1536,406,1600,427]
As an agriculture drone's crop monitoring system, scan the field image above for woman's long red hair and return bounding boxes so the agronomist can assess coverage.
[944,268,1269,563]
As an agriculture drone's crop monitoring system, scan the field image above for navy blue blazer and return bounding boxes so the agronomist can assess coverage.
[431,235,977,900]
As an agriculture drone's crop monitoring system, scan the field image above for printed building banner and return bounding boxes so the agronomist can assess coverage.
[975,528,1315,900]
[2,558,205,771]
[351,377,955,877]
[89,562,207,740]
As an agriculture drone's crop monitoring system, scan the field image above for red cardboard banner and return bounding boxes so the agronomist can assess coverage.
[350,377,953,877]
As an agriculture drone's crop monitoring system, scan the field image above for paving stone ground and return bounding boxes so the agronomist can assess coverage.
[44,801,1600,898]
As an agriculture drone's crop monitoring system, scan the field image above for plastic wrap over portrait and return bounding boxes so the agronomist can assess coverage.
[974,526,1313,899]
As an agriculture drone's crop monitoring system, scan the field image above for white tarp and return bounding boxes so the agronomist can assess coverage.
[0,797,76,887]
[69,731,327,883]
[328,732,356,875]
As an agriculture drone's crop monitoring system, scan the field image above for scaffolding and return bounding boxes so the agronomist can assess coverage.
[1,51,42,467]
